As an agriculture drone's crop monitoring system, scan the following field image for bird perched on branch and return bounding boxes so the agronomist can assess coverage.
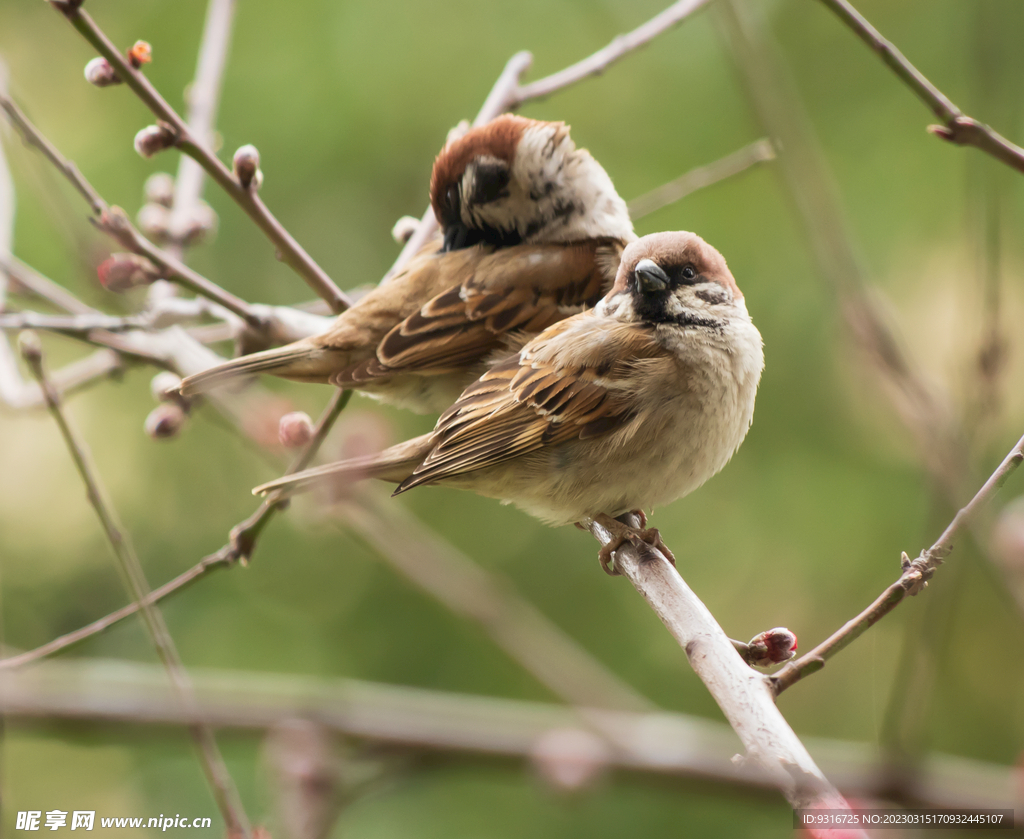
[179,115,634,413]
[253,231,764,572]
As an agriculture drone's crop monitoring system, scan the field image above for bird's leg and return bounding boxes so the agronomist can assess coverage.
[621,510,676,566]
[591,514,635,575]
[590,512,676,575]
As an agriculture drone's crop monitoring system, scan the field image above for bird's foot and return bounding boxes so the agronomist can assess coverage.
[591,512,674,574]
[635,525,676,566]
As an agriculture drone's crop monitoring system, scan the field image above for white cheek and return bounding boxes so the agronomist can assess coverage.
[596,293,634,319]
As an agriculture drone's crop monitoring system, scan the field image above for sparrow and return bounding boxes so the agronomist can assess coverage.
[178,115,634,413]
[253,231,764,572]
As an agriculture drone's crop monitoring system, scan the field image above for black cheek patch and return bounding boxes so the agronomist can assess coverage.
[695,285,729,305]
[471,162,511,205]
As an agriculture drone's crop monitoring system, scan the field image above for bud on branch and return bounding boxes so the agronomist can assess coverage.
[97,253,161,293]
[232,144,263,190]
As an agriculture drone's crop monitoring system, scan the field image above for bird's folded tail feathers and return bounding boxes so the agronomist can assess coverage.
[251,433,433,498]
[178,344,329,396]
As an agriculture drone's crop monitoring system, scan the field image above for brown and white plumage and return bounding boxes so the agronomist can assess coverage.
[254,231,764,528]
[179,116,633,413]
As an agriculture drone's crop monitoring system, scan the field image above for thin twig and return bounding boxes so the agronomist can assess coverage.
[587,515,858,817]
[0,389,350,670]
[816,0,1024,175]
[0,91,265,330]
[0,349,126,410]
[513,0,713,105]
[772,433,1024,695]
[0,255,100,315]
[19,333,252,837]
[49,1,351,313]
[166,0,236,249]
[0,312,146,333]
[627,138,775,220]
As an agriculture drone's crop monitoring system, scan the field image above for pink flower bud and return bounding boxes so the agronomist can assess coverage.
[127,40,152,69]
[278,411,315,448]
[84,57,121,87]
[144,403,185,439]
[134,123,176,159]
[391,215,420,244]
[232,144,262,190]
[96,253,161,293]
[143,172,175,208]
[744,627,798,667]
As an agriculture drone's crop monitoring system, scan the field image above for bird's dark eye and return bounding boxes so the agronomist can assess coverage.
[682,265,697,281]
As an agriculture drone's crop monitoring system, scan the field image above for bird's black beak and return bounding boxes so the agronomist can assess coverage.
[635,258,670,293]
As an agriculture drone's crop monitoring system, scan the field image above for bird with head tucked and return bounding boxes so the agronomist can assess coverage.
[179,115,634,414]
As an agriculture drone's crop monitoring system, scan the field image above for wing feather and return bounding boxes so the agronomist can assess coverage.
[367,240,622,379]
[394,318,671,492]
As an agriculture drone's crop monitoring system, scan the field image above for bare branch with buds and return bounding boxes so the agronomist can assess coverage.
[772,433,1024,694]
[49,1,352,313]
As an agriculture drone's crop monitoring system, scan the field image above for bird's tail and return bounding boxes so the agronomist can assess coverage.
[179,343,330,396]
[252,433,433,498]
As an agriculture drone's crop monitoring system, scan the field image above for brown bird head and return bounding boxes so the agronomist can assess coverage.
[430,115,634,252]
[600,231,744,327]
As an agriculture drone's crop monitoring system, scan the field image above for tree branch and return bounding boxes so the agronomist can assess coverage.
[816,0,1024,175]
[0,91,265,330]
[588,515,858,818]
[0,388,350,670]
[19,332,252,836]
[772,432,1024,695]
[166,0,236,249]
[513,0,713,105]
[627,138,775,220]
[49,1,352,313]
[1,657,1016,810]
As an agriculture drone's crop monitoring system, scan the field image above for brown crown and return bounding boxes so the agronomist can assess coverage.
[428,115,538,223]
[614,231,742,300]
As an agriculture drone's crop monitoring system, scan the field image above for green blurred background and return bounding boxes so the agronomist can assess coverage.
[1,0,1023,835]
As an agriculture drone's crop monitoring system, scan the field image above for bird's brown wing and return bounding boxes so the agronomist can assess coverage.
[394,317,671,492]
[333,239,623,387]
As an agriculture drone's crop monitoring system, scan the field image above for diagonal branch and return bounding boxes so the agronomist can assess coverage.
[772,432,1024,695]
[19,332,251,836]
[627,138,775,220]
[513,0,713,105]
[816,0,1024,175]
[0,388,351,670]
[588,515,859,818]
[49,0,351,313]
[0,91,265,330]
